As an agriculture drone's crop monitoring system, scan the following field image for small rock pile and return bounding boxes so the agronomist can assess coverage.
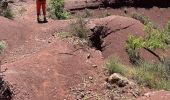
[105,73,142,100]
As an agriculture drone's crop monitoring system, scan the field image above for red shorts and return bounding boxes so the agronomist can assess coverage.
[36,0,46,16]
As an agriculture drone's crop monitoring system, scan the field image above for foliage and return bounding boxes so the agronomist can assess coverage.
[126,35,144,64]
[106,57,170,90]
[144,23,168,50]
[3,8,14,19]
[71,17,89,39]
[106,57,128,76]
[0,1,14,19]
[131,12,156,28]
[0,41,6,53]
[132,61,170,90]
[167,21,170,35]
[83,8,93,18]
[126,22,169,64]
[49,0,69,19]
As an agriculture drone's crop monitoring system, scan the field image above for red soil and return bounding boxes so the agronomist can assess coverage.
[0,0,170,100]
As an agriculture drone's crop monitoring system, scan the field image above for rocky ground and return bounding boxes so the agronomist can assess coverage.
[0,0,170,100]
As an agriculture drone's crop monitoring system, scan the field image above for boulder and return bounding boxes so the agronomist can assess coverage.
[108,73,133,87]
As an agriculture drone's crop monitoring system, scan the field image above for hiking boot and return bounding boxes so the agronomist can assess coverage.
[37,18,41,23]
[43,17,48,23]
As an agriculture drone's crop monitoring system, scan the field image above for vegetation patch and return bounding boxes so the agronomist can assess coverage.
[83,8,93,18]
[70,17,90,39]
[0,41,6,54]
[0,41,13,100]
[131,12,156,28]
[0,1,14,19]
[106,57,129,76]
[126,35,143,64]
[106,57,170,90]
[126,22,170,64]
[49,0,69,19]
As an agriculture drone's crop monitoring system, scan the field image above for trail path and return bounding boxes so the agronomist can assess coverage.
[1,1,104,100]
[0,1,170,100]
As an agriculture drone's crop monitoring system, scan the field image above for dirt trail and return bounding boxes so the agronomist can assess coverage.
[1,0,170,100]
[1,1,106,100]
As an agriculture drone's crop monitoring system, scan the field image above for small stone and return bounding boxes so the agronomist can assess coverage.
[92,64,97,68]
[87,53,90,59]
[48,41,51,43]
[89,76,93,80]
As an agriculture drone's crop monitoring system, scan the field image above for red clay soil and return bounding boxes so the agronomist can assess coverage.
[0,0,170,100]
[72,7,170,28]
[137,91,170,100]
[1,2,105,100]
[88,16,161,64]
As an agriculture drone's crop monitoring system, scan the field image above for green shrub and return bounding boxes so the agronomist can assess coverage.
[106,57,128,75]
[132,62,170,90]
[83,8,93,18]
[0,41,6,53]
[106,56,170,90]
[3,8,14,19]
[70,17,89,39]
[126,22,169,64]
[144,23,168,50]
[126,35,144,64]
[166,21,170,35]
[131,12,156,28]
[49,0,69,19]
[162,57,170,79]
[0,1,14,19]
[162,21,170,44]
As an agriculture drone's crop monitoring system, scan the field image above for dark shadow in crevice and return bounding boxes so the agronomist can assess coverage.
[102,0,170,9]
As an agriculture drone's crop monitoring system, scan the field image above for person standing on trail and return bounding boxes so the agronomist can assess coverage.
[36,0,47,23]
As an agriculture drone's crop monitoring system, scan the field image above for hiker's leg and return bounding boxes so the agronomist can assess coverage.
[42,3,46,16]
[36,1,41,22]
[42,3,47,22]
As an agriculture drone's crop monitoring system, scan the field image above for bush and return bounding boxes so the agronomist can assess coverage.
[0,41,6,53]
[167,21,170,35]
[106,57,128,76]
[3,8,14,19]
[126,22,169,64]
[0,1,14,19]
[70,17,89,39]
[83,8,93,18]
[131,12,156,28]
[49,0,69,19]
[132,62,170,90]
[106,57,170,90]
[144,23,168,50]
[126,35,144,64]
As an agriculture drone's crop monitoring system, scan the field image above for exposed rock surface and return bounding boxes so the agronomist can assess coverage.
[65,0,170,10]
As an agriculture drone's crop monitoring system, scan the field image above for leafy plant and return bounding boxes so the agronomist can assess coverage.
[106,57,170,90]
[49,0,69,19]
[132,61,170,90]
[106,57,128,75]
[131,12,156,28]
[144,23,168,50]
[83,8,93,18]
[71,17,89,39]
[126,22,170,64]
[0,41,6,53]
[126,35,144,64]
[3,8,14,19]
[0,1,14,19]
